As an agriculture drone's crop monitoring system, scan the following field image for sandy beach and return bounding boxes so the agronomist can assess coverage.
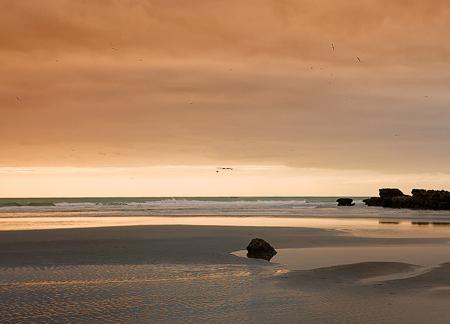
[1,223,450,323]
[4,0,450,322]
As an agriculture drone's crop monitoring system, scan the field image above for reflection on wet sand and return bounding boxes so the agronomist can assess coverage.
[412,222,431,226]
[378,220,450,227]
[2,216,450,238]
[411,221,450,226]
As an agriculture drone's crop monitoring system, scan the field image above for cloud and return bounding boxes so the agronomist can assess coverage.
[2,0,450,61]
[1,0,450,175]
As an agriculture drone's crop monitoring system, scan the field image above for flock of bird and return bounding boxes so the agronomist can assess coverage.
[216,167,234,174]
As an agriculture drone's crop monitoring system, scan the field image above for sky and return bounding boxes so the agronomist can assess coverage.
[1,0,450,197]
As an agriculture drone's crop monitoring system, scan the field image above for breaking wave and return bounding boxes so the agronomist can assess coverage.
[0,197,367,216]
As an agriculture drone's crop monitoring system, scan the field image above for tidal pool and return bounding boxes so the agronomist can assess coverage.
[234,244,450,270]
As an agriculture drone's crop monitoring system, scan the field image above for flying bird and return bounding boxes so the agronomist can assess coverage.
[331,43,335,51]
[217,167,234,171]
[16,96,21,102]
[356,56,362,63]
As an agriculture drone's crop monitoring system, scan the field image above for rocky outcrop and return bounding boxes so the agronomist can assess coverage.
[379,188,405,198]
[246,238,277,261]
[364,188,406,207]
[363,197,381,206]
[364,188,450,210]
[410,189,450,210]
[336,198,355,206]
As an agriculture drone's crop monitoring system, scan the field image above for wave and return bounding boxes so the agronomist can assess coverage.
[0,197,370,217]
[0,199,322,210]
[54,202,100,208]
[0,197,344,207]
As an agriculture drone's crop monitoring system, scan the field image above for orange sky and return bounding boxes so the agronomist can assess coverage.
[1,0,450,196]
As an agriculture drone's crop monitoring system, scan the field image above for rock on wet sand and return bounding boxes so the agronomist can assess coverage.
[246,238,277,261]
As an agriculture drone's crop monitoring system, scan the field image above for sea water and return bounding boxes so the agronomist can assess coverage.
[1,196,450,232]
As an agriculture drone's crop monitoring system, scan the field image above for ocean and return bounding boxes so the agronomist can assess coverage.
[0,196,363,216]
[1,196,449,219]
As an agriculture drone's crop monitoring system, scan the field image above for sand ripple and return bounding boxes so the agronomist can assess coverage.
[0,264,274,323]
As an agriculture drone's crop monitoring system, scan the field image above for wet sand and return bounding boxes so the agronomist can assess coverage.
[3,215,450,238]
[1,224,450,323]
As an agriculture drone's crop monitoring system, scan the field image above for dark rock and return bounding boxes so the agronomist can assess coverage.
[246,238,277,261]
[377,188,407,208]
[411,189,450,210]
[363,197,382,206]
[379,188,405,199]
[364,188,450,210]
[336,198,355,206]
[363,188,405,208]
[390,195,413,208]
[411,189,427,198]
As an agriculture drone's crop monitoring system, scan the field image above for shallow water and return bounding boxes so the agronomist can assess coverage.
[2,215,450,239]
[1,196,450,220]
[234,244,450,270]
[2,196,450,236]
